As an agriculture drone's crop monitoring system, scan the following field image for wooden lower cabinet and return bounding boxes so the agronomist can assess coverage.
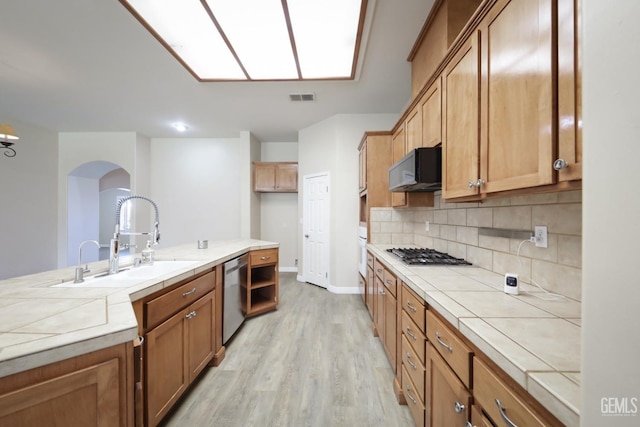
[403,366,426,427]
[471,405,494,427]
[246,248,279,317]
[137,269,218,427]
[474,357,552,427]
[0,344,133,427]
[426,343,471,427]
[146,292,214,426]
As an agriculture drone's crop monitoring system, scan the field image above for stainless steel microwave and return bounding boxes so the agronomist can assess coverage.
[389,147,442,192]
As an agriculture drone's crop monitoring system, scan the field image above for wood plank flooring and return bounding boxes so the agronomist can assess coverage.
[162,272,414,427]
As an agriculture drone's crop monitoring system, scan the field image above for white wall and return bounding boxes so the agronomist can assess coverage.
[581,1,640,425]
[67,176,99,265]
[298,113,398,292]
[260,142,299,270]
[58,132,147,266]
[0,120,58,279]
[149,136,246,248]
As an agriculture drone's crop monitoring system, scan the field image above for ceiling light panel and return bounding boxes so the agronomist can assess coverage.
[120,0,367,81]
[126,0,245,79]
[287,0,363,79]
[205,0,298,80]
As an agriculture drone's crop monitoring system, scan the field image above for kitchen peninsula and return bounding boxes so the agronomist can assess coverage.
[0,239,278,426]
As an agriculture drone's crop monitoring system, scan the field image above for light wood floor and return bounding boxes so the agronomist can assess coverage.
[162,272,414,427]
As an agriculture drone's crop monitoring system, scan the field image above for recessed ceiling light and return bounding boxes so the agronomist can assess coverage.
[173,123,188,132]
[120,0,367,81]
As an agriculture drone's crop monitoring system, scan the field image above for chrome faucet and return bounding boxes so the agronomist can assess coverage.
[74,240,101,283]
[109,195,160,274]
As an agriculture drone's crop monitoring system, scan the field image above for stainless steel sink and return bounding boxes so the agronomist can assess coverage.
[52,260,199,288]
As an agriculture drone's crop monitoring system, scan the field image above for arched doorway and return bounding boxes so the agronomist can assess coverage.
[67,161,130,266]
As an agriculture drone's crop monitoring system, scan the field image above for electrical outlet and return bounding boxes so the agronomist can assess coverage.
[534,225,548,248]
[425,221,430,231]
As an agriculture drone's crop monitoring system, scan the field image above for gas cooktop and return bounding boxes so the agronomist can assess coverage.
[386,248,472,266]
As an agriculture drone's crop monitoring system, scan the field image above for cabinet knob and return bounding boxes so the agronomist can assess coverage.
[454,401,466,414]
[476,178,485,187]
[553,158,569,170]
[468,181,475,188]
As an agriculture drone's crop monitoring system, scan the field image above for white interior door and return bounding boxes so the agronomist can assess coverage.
[302,172,330,288]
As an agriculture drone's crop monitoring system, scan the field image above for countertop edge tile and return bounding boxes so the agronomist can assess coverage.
[528,371,581,427]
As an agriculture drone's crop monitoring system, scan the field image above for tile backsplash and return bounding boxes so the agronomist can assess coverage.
[370,190,582,301]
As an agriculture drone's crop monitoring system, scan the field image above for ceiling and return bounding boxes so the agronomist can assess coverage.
[0,0,433,142]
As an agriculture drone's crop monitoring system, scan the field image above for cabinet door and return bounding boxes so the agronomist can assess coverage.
[384,291,397,372]
[146,309,189,426]
[366,265,375,319]
[479,0,554,193]
[406,106,422,152]
[375,276,385,341]
[359,142,367,192]
[391,126,407,207]
[426,344,471,427]
[0,359,121,427]
[276,164,298,192]
[254,163,277,191]
[557,0,582,181]
[420,77,442,148]
[442,32,481,199]
[187,293,215,382]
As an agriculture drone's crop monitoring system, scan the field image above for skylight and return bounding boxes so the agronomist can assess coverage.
[120,0,367,81]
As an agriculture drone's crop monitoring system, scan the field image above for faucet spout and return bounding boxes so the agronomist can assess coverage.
[109,195,161,275]
[74,240,101,283]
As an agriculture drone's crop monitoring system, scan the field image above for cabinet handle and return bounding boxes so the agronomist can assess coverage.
[496,399,518,427]
[454,401,466,414]
[405,386,417,405]
[385,279,393,285]
[260,256,271,260]
[466,422,477,427]
[435,332,453,352]
[185,310,197,319]
[376,268,383,274]
[406,301,417,312]
[182,288,197,297]
[406,352,417,370]
[379,289,386,296]
[553,158,569,170]
[405,327,417,340]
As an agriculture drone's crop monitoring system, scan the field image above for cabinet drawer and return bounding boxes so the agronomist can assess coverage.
[374,258,385,280]
[382,268,397,297]
[146,270,215,330]
[474,358,548,427]
[426,309,472,388]
[250,249,278,266]
[402,310,426,365]
[402,284,425,333]
[402,366,425,427]
[366,251,374,268]
[402,334,425,403]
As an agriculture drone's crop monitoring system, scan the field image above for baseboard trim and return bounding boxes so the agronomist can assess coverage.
[295,275,362,295]
[279,267,298,273]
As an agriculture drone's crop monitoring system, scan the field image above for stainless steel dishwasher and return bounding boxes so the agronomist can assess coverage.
[223,254,248,344]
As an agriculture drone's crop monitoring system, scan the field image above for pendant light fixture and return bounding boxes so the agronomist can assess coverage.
[0,124,19,157]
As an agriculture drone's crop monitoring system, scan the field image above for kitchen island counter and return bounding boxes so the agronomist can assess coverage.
[0,239,278,379]
[369,244,580,427]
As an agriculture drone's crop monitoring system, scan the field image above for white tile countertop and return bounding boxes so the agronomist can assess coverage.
[0,239,278,379]
[368,244,581,427]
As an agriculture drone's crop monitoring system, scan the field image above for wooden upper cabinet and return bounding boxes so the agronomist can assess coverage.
[406,106,422,153]
[253,162,298,193]
[478,0,555,194]
[391,126,408,207]
[442,32,481,199]
[420,77,442,148]
[557,0,582,182]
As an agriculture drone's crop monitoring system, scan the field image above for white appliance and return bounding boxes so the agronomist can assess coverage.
[358,226,367,278]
